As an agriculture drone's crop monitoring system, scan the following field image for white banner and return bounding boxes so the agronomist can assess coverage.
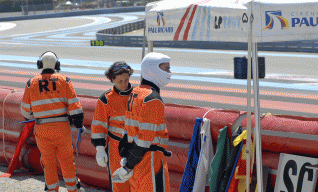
[252,1,318,42]
[146,0,249,42]
[146,0,318,43]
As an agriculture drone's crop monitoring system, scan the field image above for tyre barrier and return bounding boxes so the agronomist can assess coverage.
[1,86,318,191]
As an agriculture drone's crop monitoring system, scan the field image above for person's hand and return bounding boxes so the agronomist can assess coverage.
[120,157,127,167]
[112,167,133,183]
[96,146,108,167]
[79,125,87,137]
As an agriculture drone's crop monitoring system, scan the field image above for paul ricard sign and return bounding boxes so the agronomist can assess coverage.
[254,2,318,42]
[147,12,174,34]
[146,6,248,42]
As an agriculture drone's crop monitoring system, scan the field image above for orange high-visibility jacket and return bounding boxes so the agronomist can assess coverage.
[125,80,169,150]
[91,84,133,147]
[124,79,169,169]
[21,70,83,120]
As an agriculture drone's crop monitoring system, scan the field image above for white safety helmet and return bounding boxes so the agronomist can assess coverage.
[141,52,171,87]
[37,51,60,70]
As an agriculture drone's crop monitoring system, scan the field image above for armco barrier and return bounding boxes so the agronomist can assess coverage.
[96,32,318,53]
[96,20,318,53]
[98,20,145,35]
[96,33,249,50]
[1,87,318,191]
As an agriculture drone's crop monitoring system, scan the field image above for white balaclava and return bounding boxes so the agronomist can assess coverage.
[141,52,171,87]
[41,52,57,69]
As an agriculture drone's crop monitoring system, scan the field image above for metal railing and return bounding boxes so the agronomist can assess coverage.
[97,22,318,53]
[21,4,54,16]
[99,20,145,35]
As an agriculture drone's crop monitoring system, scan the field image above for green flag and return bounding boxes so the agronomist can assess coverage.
[209,126,231,192]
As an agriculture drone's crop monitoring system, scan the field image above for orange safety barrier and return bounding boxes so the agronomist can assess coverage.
[0,141,282,192]
[0,140,19,166]
[1,87,318,191]
[240,114,318,157]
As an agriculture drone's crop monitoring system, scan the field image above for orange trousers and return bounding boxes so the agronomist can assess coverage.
[129,151,170,192]
[107,136,130,192]
[34,122,78,192]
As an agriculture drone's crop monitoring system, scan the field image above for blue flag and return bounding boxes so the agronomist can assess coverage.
[179,117,203,192]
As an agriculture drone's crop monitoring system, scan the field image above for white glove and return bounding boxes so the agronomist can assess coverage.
[112,167,133,183]
[80,126,87,137]
[120,157,127,167]
[96,146,108,167]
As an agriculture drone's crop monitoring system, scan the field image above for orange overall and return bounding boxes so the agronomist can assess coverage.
[91,84,133,192]
[21,69,83,192]
[124,79,170,192]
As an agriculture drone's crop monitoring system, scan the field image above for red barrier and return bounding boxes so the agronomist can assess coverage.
[0,141,281,192]
[165,104,241,141]
[262,151,280,190]
[0,91,241,144]
[0,121,25,143]
[0,140,40,172]
[0,140,19,166]
[169,171,184,192]
[1,88,318,191]
[71,154,184,192]
[76,95,98,127]
[164,138,190,173]
[73,154,111,190]
[0,141,183,191]
[22,145,44,174]
[0,89,25,123]
[0,89,26,143]
[240,114,318,157]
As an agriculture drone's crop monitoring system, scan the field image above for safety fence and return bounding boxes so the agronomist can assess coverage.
[97,28,318,53]
[99,20,145,35]
[20,4,54,16]
[1,86,318,191]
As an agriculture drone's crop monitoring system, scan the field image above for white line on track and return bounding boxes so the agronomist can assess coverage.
[0,22,16,31]
[0,41,22,45]
[1,16,111,38]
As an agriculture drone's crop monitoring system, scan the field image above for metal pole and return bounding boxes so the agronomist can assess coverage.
[148,41,153,53]
[26,0,28,15]
[252,41,264,192]
[142,20,146,60]
[22,0,24,15]
[246,6,252,192]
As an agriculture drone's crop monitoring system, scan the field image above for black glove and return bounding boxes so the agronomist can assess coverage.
[74,120,83,128]
[69,113,84,128]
